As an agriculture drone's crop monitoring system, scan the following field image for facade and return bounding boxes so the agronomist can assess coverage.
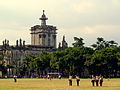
[0,10,68,77]
[30,10,57,48]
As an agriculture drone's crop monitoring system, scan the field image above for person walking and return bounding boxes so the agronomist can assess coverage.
[68,75,72,86]
[91,75,95,86]
[95,76,99,86]
[58,74,61,79]
[99,75,103,86]
[76,75,80,86]
[13,75,17,83]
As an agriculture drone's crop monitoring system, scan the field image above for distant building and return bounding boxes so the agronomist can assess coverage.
[30,10,57,48]
[0,10,68,77]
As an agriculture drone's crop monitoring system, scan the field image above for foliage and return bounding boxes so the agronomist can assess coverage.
[85,47,120,76]
[3,37,120,77]
[72,37,84,47]
[50,47,94,76]
[91,37,118,50]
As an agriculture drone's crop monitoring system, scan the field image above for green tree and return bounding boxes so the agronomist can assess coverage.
[0,53,7,77]
[21,54,35,77]
[34,52,50,77]
[72,37,84,47]
[91,37,118,50]
[50,47,94,76]
[85,47,119,77]
[0,64,7,77]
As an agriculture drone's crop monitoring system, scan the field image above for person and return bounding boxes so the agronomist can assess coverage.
[76,75,80,86]
[13,75,17,82]
[58,74,61,79]
[68,75,72,86]
[91,75,95,86]
[47,75,51,80]
[99,75,103,86]
[47,75,50,79]
[5,76,7,78]
[95,76,99,86]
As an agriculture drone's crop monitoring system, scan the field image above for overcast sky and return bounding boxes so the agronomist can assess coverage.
[0,0,120,47]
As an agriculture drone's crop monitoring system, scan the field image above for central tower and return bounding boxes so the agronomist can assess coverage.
[30,10,57,48]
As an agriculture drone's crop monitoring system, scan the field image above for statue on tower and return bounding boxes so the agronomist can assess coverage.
[62,35,68,49]
[39,10,48,26]
[58,35,68,50]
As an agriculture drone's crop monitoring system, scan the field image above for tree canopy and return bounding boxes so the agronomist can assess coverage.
[1,37,120,78]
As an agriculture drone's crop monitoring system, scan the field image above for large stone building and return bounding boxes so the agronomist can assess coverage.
[31,10,57,48]
[0,10,68,77]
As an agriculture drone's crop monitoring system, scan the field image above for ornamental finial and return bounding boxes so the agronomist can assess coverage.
[43,10,45,14]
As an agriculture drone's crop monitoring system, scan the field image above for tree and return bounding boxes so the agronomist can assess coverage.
[0,53,7,77]
[50,51,65,72]
[85,47,119,77]
[20,54,35,77]
[108,40,118,47]
[50,47,94,77]
[72,37,84,47]
[0,64,7,77]
[34,52,50,77]
[91,37,105,50]
[91,37,118,50]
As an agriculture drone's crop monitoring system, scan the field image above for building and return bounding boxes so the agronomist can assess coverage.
[30,10,57,48]
[0,10,68,77]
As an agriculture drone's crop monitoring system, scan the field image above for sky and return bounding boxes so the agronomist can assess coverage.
[0,0,120,47]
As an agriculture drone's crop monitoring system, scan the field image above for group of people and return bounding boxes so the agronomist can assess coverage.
[68,75,80,86]
[68,75,103,87]
[13,74,103,86]
[91,75,103,86]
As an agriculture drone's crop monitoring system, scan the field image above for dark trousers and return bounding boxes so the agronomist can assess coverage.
[14,78,17,82]
[91,80,95,86]
[100,80,103,86]
[96,80,99,86]
[77,80,80,86]
[69,80,72,86]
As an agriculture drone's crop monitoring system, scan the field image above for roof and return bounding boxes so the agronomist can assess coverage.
[31,25,57,31]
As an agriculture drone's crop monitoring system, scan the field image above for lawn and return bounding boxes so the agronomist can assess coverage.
[0,78,120,90]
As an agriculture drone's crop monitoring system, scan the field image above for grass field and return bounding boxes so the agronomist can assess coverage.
[0,78,120,90]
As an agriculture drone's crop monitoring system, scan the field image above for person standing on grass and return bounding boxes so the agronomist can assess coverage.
[68,75,72,86]
[99,75,103,86]
[76,75,80,86]
[95,75,99,86]
[47,75,50,79]
[91,75,95,86]
[58,74,61,79]
[13,75,17,83]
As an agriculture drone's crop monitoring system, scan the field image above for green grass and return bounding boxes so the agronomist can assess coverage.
[0,78,120,90]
